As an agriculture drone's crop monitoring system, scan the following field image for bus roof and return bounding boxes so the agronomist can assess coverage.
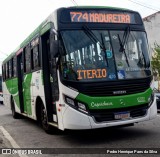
[2,6,136,64]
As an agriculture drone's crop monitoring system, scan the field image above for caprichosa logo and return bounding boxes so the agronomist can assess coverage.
[113,90,127,95]
[91,101,113,108]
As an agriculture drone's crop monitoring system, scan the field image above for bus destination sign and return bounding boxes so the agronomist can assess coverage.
[70,11,136,24]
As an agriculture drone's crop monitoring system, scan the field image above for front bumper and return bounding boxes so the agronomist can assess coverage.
[62,98,157,130]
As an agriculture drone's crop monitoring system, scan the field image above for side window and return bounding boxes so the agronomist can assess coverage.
[2,65,5,81]
[4,64,6,80]
[24,45,31,73]
[13,56,17,77]
[6,62,9,79]
[31,37,40,70]
[32,46,40,69]
[9,59,12,78]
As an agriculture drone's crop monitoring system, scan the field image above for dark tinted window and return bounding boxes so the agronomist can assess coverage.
[6,63,9,79]
[32,46,40,69]
[13,56,17,77]
[24,45,31,73]
[9,59,12,78]
[2,65,5,80]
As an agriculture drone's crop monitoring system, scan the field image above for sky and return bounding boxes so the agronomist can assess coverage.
[0,0,160,72]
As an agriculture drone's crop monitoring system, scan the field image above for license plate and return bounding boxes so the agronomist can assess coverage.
[114,112,130,120]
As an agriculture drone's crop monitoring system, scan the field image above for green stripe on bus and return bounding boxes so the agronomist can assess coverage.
[23,73,32,115]
[5,73,32,115]
[5,78,20,108]
[76,88,152,109]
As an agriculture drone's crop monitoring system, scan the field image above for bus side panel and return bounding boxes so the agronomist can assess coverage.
[22,73,32,115]
[12,77,20,112]
[2,78,21,113]
[2,81,10,107]
[30,70,45,120]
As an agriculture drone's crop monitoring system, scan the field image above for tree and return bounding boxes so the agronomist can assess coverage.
[151,45,160,90]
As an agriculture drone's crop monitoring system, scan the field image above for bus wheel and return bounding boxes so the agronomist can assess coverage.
[40,104,52,134]
[11,98,19,119]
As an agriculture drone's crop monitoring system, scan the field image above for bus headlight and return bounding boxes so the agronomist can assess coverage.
[148,93,154,106]
[66,97,75,106]
[63,95,88,114]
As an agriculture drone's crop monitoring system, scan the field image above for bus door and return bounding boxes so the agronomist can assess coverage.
[17,50,24,113]
[49,30,59,123]
[22,45,32,115]
[41,31,58,123]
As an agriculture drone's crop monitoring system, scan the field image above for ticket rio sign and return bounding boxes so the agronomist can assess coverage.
[77,69,107,80]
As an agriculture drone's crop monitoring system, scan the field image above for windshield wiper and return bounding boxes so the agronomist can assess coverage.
[100,33,109,67]
[117,26,130,67]
[122,25,131,50]
[82,25,108,67]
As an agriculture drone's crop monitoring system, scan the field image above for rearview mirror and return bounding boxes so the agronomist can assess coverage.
[50,28,59,58]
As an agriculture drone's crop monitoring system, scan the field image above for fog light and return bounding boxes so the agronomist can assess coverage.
[148,93,154,106]
[148,96,151,102]
[63,94,89,114]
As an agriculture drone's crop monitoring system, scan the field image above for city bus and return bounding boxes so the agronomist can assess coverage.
[2,6,157,133]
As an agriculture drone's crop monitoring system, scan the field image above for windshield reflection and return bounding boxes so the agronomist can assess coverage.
[60,30,151,82]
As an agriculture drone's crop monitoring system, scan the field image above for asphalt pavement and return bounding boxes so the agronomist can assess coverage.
[0,103,160,157]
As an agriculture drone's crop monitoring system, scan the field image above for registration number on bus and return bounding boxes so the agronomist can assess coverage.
[114,112,130,120]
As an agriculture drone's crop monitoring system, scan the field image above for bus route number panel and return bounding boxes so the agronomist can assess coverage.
[70,11,137,24]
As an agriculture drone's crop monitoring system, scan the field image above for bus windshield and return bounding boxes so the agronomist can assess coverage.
[60,30,151,82]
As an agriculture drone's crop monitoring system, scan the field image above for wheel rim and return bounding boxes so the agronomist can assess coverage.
[41,106,48,129]
[11,100,15,116]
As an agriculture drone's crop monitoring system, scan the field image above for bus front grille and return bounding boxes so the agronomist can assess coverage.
[81,81,150,96]
[89,104,148,123]
[64,77,152,97]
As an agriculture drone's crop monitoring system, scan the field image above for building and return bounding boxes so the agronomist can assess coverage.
[143,12,160,90]
[143,11,160,55]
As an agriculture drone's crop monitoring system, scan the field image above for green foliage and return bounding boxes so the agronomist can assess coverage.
[151,45,160,78]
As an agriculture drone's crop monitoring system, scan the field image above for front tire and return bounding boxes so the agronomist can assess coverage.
[11,98,19,119]
[40,103,53,134]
